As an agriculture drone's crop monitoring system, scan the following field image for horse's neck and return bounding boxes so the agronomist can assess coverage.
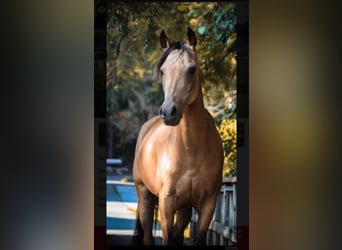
[179,88,207,149]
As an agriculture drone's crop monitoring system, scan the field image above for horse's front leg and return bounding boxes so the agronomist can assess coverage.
[158,195,176,245]
[194,196,217,245]
[173,206,192,245]
[135,184,157,245]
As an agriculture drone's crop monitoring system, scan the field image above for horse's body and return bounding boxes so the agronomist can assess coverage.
[133,28,223,245]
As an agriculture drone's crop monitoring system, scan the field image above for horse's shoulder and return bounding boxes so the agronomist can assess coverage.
[138,116,162,139]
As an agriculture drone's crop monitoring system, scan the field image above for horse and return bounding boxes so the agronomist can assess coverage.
[132,27,223,245]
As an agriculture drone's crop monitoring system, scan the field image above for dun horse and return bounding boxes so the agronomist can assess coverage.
[132,28,223,245]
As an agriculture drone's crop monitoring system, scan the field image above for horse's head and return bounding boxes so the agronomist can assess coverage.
[156,28,200,126]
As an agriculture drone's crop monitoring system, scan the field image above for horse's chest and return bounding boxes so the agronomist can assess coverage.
[156,149,197,181]
[156,154,212,192]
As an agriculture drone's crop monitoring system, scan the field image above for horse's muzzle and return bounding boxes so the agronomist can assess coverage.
[159,104,181,126]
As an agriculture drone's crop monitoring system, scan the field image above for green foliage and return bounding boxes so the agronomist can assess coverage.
[107,2,237,175]
[178,2,237,99]
[217,119,237,177]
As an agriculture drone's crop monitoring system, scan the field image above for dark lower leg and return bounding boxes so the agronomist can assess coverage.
[194,201,216,245]
[173,206,192,245]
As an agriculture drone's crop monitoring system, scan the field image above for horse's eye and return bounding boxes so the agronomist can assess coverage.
[188,66,196,74]
[160,70,164,76]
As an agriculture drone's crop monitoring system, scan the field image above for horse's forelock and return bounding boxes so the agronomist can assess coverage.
[154,41,189,80]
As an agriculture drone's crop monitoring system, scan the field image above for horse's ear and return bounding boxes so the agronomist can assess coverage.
[186,27,197,48]
[160,30,170,49]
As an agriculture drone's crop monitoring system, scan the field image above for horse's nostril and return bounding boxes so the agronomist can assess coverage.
[170,106,177,117]
[159,107,164,118]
